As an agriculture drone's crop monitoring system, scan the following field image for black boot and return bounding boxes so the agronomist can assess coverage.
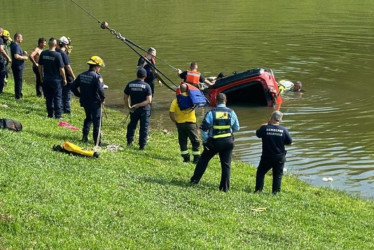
[193,155,201,164]
[182,154,190,162]
[82,134,88,143]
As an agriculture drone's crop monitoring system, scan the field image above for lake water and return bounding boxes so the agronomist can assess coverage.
[2,0,374,199]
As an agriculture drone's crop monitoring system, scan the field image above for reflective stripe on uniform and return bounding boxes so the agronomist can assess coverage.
[212,108,232,139]
[213,133,231,139]
[213,125,231,129]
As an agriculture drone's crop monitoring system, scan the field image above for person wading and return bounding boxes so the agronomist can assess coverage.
[137,47,160,96]
[177,62,215,89]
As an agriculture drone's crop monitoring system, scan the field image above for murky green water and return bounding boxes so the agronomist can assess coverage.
[2,0,374,198]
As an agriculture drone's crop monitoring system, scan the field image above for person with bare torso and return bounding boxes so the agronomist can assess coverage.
[29,38,46,97]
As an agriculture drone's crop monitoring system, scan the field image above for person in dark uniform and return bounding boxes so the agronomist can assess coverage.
[57,36,76,114]
[177,62,214,89]
[254,110,293,194]
[137,47,157,95]
[29,37,47,97]
[190,93,240,192]
[0,28,12,93]
[2,30,12,86]
[38,37,66,118]
[124,68,152,150]
[10,33,28,99]
[71,56,105,146]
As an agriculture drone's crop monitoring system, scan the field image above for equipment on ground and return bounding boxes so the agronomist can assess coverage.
[0,118,23,132]
[53,141,99,158]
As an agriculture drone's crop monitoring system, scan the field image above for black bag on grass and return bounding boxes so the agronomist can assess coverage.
[0,118,23,132]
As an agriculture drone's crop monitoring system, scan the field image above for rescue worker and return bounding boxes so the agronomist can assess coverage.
[177,62,214,89]
[10,32,28,99]
[169,83,201,163]
[57,36,76,114]
[278,80,303,94]
[124,68,152,150]
[71,56,105,146]
[190,93,240,192]
[2,30,12,85]
[137,47,158,95]
[29,37,47,97]
[0,28,12,94]
[254,111,293,194]
[293,81,303,92]
[38,37,66,118]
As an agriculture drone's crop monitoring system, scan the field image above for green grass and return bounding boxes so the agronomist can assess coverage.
[1,80,374,249]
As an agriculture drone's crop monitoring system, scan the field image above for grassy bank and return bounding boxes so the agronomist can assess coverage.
[1,80,374,249]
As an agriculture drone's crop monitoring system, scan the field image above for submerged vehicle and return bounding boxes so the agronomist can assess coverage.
[204,68,282,107]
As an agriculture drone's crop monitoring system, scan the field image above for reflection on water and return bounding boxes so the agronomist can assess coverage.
[2,0,374,198]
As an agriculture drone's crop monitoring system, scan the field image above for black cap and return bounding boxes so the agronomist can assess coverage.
[137,68,147,78]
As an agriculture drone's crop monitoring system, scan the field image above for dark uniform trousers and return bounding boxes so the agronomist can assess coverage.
[176,122,200,153]
[0,63,6,93]
[255,154,286,194]
[62,83,72,113]
[44,78,63,118]
[191,136,234,192]
[146,80,155,96]
[83,103,102,145]
[126,109,151,149]
[32,66,43,97]
[11,66,23,99]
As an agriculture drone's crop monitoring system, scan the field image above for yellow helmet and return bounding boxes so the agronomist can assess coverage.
[2,29,10,37]
[87,56,105,67]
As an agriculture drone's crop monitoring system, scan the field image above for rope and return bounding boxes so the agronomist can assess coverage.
[70,0,101,24]
[103,25,178,90]
[70,0,179,76]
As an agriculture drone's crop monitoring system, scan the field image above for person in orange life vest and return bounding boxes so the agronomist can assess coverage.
[177,62,214,89]
[169,83,201,163]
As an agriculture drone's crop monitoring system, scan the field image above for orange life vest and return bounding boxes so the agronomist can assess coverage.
[185,70,201,85]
